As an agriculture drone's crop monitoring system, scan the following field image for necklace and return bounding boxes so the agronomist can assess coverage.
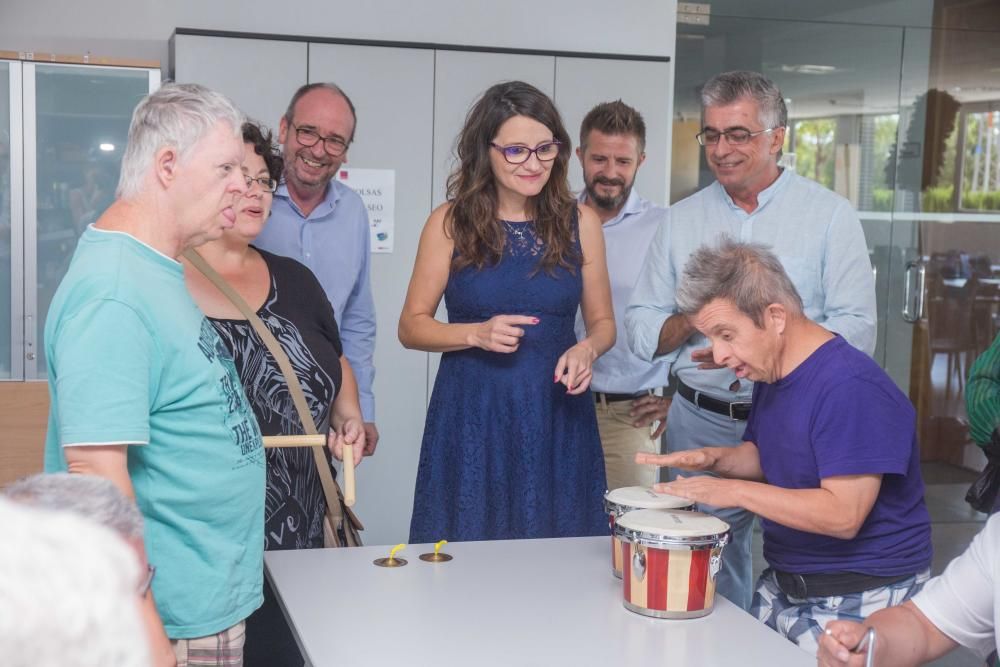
[500,219,528,240]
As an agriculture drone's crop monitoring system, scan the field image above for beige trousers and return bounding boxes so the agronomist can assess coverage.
[595,395,659,490]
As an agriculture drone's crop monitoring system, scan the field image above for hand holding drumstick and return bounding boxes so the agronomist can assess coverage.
[329,417,364,507]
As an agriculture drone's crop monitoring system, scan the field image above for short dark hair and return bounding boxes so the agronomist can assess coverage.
[579,100,646,153]
[242,121,284,183]
[284,82,357,143]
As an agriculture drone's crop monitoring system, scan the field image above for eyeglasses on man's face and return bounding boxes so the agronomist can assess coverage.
[291,123,350,157]
[138,564,156,597]
[696,126,780,146]
[490,141,562,165]
[244,175,278,194]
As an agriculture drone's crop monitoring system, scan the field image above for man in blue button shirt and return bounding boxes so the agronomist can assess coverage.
[256,83,379,453]
[625,70,876,611]
[573,100,671,490]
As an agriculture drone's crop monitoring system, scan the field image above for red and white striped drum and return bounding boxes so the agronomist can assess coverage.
[614,509,731,619]
[604,487,694,579]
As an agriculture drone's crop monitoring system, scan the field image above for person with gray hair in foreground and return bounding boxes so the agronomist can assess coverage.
[5,471,145,541]
[42,82,264,666]
[0,498,150,667]
[5,473,167,659]
[625,70,876,610]
[636,239,930,654]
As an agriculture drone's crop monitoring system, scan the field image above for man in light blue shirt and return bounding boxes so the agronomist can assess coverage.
[255,82,379,453]
[625,71,876,611]
[574,100,671,490]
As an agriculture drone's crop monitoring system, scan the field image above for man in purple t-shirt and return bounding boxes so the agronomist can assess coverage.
[637,239,931,655]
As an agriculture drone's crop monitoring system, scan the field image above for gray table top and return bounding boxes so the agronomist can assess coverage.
[265,536,813,666]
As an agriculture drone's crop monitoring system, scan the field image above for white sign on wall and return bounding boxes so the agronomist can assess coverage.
[337,167,396,253]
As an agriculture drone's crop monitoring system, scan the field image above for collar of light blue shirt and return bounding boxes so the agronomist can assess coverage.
[718,167,791,214]
[274,178,345,220]
[576,188,648,227]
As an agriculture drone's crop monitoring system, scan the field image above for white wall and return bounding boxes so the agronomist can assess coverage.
[3,1,679,545]
[2,0,676,68]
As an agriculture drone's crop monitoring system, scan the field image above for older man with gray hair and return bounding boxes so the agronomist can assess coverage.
[43,83,264,666]
[637,239,930,654]
[0,498,150,667]
[5,473,167,661]
[625,70,877,610]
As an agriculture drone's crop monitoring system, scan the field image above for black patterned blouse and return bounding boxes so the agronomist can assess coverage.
[209,247,343,551]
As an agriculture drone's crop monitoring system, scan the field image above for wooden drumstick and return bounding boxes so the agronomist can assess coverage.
[262,434,326,448]
[342,442,356,507]
[264,434,356,506]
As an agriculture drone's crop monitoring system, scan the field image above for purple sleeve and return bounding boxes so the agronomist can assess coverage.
[742,383,761,443]
[811,378,915,478]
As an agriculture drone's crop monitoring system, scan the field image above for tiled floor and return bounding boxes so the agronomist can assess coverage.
[750,462,988,667]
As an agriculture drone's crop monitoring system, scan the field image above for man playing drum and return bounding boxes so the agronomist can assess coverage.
[636,239,931,655]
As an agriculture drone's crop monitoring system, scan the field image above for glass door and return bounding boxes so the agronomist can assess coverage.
[22,62,157,378]
[671,15,907,368]
[672,14,1000,466]
[888,26,1000,467]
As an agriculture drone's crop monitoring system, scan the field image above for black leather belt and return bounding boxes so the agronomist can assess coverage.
[594,391,647,403]
[773,569,914,598]
[677,380,751,421]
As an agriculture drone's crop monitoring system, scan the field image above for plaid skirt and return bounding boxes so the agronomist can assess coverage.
[172,620,246,667]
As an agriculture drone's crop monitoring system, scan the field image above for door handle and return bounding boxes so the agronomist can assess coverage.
[902,260,926,323]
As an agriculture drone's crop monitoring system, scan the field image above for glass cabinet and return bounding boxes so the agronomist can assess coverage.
[1,58,158,380]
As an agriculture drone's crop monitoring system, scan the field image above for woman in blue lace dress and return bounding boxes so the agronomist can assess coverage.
[400,81,615,542]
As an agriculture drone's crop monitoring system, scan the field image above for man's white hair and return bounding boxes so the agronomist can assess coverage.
[0,499,149,667]
[5,472,144,541]
[116,81,244,199]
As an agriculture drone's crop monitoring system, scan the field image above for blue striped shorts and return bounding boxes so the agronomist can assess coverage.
[750,567,930,655]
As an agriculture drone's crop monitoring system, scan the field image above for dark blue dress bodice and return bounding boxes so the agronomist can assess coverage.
[409,218,607,542]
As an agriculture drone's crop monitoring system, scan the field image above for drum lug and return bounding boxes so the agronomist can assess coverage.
[632,547,646,582]
[709,551,722,580]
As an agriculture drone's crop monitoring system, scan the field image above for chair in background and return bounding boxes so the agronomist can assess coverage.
[927,274,980,401]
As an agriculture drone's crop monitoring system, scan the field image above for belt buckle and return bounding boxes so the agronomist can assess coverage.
[778,572,809,598]
[728,401,751,420]
[792,573,809,598]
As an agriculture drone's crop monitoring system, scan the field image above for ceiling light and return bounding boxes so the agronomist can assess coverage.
[780,64,839,75]
[99,143,115,152]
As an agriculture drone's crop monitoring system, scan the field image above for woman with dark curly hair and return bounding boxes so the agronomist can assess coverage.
[183,120,364,667]
[399,81,615,542]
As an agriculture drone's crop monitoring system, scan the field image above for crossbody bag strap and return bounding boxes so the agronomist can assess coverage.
[182,248,346,529]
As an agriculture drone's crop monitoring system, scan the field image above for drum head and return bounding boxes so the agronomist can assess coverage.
[616,508,730,537]
[604,486,692,510]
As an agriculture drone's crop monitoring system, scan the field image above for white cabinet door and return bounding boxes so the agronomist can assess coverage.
[171,33,307,133]
[309,43,435,546]
[555,57,672,205]
[427,50,556,407]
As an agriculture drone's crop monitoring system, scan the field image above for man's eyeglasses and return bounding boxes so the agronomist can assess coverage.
[696,127,780,146]
[490,141,562,165]
[138,564,156,597]
[291,123,350,157]
[244,175,278,193]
